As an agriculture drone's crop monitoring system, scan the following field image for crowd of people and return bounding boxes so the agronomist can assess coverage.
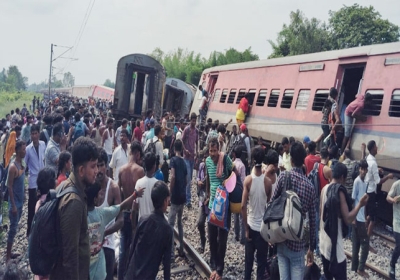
[0,89,398,280]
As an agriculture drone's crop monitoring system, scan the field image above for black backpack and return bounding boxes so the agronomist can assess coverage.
[144,138,159,156]
[29,184,79,276]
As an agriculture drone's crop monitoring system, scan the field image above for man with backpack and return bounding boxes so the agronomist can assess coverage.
[319,163,368,280]
[72,113,88,144]
[242,146,272,280]
[39,115,53,145]
[238,124,251,175]
[205,137,234,280]
[271,141,316,280]
[144,124,164,167]
[49,137,99,280]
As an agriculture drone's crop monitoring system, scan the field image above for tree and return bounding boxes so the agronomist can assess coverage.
[268,5,400,58]
[329,4,400,49]
[268,10,331,58]
[7,65,27,91]
[63,72,75,87]
[149,47,259,84]
[103,79,115,88]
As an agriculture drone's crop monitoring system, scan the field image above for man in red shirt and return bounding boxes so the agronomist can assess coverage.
[342,93,372,152]
[304,141,321,176]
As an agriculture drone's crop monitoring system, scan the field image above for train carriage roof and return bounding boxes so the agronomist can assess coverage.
[204,42,400,74]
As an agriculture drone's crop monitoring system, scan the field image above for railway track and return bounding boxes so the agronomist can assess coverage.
[374,230,396,249]
[344,249,390,279]
[164,214,211,279]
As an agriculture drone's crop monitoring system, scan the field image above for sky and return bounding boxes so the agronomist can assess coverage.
[1,0,399,86]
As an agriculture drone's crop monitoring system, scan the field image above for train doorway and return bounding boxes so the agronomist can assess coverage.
[338,65,365,111]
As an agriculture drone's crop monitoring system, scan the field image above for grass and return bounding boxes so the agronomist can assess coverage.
[0,91,37,118]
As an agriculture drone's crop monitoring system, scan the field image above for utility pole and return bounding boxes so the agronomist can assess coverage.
[48,43,53,100]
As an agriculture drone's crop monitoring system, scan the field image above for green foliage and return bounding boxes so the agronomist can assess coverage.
[103,79,115,89]
[269,10,331,58]
[329,4,400,49]
[0,65,28,92]
[149,47,259,84]
[0,91,36,117]
[269,5,400,58]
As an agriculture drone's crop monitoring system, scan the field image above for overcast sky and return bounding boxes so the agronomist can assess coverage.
[1,0,399,85]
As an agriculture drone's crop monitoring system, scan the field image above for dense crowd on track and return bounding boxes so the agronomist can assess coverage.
[0,88,399,280]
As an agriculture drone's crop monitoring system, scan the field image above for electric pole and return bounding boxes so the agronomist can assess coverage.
[48,43,53,99]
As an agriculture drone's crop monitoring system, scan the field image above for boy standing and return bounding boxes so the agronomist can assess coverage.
[351,159,370,278]
[168,139,187,261]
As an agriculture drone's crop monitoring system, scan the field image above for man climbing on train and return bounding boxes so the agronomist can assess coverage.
[236,93,250,126]
[341,92,373,153]
[198,85,208,125]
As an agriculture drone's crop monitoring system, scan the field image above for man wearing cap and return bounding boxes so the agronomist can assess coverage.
[303,136,311,151]
[145,119,156,141]
[239,124,251,175]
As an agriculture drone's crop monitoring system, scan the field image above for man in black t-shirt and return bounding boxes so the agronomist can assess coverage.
[168,139,187,261]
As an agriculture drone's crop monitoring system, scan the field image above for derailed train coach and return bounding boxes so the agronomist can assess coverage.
[112,54,166,122]
[163,78,195,118]
[191,42,400,226]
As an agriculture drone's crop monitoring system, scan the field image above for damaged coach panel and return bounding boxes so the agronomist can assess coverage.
[163,78,195,118]
[112,54,165,121]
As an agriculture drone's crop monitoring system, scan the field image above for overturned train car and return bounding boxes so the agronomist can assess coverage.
[112,54,166,121]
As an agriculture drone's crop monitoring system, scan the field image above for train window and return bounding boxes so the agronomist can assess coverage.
[213,89,221,102]
[389,89,400,118]
[227,90,236,104]
[267,90,280,107]
[363,89,384,116]
[247,89,256,105]
[220,89,228,103]
[312,89,329,111]
[296,89,310,110]
[236,89,246,104]
[281,89,294,109]
[256,89,268,107]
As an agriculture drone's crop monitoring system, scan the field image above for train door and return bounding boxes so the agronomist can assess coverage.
[336,64,366,117]
[207,73,218,95]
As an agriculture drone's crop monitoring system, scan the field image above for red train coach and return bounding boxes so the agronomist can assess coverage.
[191,42,400,180]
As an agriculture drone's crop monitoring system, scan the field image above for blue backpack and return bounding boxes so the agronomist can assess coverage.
[73,121,85,142]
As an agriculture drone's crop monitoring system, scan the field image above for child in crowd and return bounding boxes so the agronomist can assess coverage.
[57,151,72,186]
[86,182,144,280]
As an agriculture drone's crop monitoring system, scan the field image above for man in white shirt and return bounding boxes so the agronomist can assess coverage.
[114,119,128,147]
[144,125,164,167]
[320,163,368,280]
[365,140,393,236]
[198,86,208,124]
[109,129,130,183]
[232,145,246,244]
[175,119,185,141]
[134,152,158,220]
[351,159,370,278]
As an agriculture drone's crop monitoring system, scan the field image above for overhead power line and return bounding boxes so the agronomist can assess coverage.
[58,0,96,75]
